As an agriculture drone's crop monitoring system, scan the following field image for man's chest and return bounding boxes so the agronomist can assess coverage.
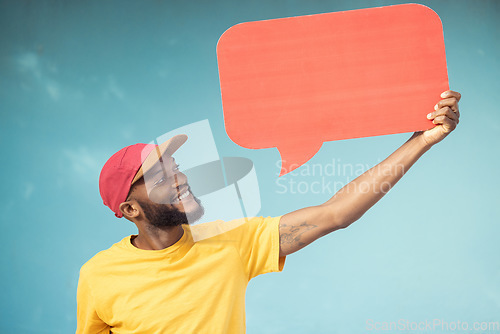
[92,244,248,332]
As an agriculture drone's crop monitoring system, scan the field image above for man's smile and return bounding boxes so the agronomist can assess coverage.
[172,185,192,204]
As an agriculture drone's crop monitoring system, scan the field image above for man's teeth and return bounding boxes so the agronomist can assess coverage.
[177,190,189,200]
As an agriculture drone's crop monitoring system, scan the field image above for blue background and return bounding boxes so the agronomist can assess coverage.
[1,0,499,333]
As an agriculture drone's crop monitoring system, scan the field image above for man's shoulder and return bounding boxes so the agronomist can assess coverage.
[189,216,280,242]
[79,235,131,276]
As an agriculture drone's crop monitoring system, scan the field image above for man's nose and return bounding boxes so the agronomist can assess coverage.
[171,172,188,189]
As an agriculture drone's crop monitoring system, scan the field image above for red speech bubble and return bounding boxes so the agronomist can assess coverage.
[217,4,448,176]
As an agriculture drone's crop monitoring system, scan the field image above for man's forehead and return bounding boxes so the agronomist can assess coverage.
[144,155,176,177]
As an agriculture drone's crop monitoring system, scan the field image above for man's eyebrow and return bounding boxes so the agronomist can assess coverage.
[152,169,164,178]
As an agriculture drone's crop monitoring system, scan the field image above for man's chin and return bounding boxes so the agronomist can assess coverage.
[184,199,204,225]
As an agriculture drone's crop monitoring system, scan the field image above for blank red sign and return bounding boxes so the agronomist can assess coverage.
[217,4,449,176]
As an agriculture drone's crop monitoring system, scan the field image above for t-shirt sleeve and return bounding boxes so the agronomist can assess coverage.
[231,216,286,280]
[76,266,111,334]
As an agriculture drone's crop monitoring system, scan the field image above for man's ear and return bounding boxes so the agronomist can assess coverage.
[119,200,141,220]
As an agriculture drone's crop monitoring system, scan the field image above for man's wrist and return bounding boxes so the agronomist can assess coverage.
[409,132,434,153]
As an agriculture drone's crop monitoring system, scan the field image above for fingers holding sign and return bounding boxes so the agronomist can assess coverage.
[420,90,462,146]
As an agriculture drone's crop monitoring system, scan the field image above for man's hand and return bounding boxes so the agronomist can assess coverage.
[415,90,461,147]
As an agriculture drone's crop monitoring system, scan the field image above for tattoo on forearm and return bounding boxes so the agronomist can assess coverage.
[280,221,318,251]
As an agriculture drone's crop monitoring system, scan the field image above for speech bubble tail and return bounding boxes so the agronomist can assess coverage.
[278,142,323,177]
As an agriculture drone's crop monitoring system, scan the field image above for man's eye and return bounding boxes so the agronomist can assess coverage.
[154,177,166,187]
[173,164,180,171]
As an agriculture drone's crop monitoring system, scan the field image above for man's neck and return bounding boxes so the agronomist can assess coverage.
[132,225,184,250]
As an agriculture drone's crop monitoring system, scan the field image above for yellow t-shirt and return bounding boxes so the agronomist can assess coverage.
[76,216,285,334]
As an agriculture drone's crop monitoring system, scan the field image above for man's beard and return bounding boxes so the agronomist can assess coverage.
[137,196,204,228]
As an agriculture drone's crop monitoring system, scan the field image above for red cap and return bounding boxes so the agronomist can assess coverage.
[99,135,187,218]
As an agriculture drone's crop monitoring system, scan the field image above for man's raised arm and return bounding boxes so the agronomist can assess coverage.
[279,90,461,256]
